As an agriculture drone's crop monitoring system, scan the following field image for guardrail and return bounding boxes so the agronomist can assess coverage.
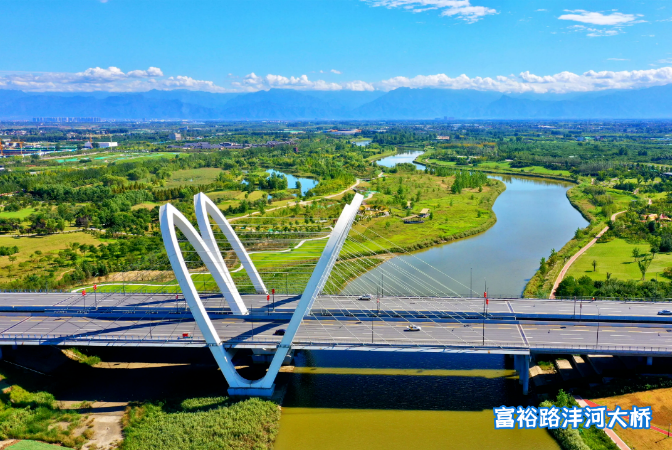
[1,334,670,354]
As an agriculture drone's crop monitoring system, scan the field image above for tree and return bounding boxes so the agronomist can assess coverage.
[638,257,653,281]
[8,255,17,265]
[592,260,597,272]
[632,247,641,261]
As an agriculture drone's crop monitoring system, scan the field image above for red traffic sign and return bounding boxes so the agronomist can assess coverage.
[267,294,270,301]
[484,292,487,298]
[82,290,86,296]
[93,284,97,291]
[272,288,275,294]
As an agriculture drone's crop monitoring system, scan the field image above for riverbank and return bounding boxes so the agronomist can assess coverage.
[523,182,641,298]
[523,185,605,298]
[0,346,281,450]
[351,170,506,255]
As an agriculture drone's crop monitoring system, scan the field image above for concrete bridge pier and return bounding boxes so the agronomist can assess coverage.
[513,354,530,395]
[251,348,294,365]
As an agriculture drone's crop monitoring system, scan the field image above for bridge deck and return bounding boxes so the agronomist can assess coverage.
[0,293,671,356]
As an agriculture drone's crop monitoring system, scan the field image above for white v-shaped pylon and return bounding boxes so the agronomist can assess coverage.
[160,191,363,396]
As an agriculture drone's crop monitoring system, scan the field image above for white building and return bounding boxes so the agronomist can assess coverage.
[98,142,118,148]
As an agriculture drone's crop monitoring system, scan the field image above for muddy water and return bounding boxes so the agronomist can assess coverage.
[274,176,586,449]
[275,351,559,450]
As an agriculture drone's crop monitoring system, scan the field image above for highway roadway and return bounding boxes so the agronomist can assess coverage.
[2,311,672,353]
[0,293,670,322]
[1,293,671,354]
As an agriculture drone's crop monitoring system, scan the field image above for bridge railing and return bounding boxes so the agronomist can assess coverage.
[1,334,671,354]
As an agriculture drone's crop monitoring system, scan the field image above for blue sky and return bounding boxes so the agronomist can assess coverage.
[1,0,671,94]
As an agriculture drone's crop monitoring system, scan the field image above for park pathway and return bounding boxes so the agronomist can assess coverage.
[550,210,626,299]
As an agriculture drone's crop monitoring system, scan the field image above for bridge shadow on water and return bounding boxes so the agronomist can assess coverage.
[0,346,531,414]
[281,350,531,412]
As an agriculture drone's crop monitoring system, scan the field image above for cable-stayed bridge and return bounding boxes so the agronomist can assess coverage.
[0,192,671,396]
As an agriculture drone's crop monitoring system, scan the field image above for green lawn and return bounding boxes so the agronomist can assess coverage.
[8,441,65,449]
[0,231,108,284]
[425,159,574,178]
[354,171,504,253]
[567,238,672,282]
[0,208,36,219]
[165,168,224,188]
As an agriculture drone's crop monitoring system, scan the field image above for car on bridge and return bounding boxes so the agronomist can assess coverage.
[406,324,422,332]
[358,294,373,301]
[658,309,672,316]
[274,329,286,336]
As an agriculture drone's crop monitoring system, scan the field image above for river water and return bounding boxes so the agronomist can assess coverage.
[266,168,318,195]
[274,174,588,450]
[376,150,426,169]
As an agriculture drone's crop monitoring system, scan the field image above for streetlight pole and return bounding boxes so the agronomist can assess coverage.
[595,304,601,348]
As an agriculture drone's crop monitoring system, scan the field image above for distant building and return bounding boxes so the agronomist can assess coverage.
[328,129,361,136]
[169,133,183,141]
[84,141,93,149]
[98,142,118,148]
[436,136,451,140]
[32,117,101,123]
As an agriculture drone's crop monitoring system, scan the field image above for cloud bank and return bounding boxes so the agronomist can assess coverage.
[374,67,672,93]
[0,66,228,93]
[2,66,672,95]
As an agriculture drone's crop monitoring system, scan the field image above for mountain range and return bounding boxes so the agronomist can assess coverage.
[1,85,672,120]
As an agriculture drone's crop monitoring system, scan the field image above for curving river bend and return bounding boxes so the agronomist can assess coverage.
[274,164,588,450]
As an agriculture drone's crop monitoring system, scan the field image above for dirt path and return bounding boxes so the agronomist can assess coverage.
[550,210,626,299]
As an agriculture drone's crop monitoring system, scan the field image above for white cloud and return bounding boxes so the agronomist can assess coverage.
[558,9,642,26]
[586,28,621,37]
[365,0,497,23]
[4,66,672,95]
[535,9,547,12]
[232,72,374,92]
[0,66,228,93]
[373,67,672,94]
[331,69,342,74]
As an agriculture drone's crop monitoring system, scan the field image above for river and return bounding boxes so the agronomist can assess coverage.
[376,150,426,169]
[274,174,588,450]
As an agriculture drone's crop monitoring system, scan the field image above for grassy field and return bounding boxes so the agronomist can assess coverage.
[592,387,672,450]
[8,441,66,449]
[0,373,87,448]
[0,208,37,220]
[165,168,224,188]
[424,158,574,178]
[121,397,280,450]
[567,238,672,282]
[0,231,108,284]
[352,171,505,253]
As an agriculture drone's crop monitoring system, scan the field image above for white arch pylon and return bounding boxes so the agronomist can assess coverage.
[160,192,364,396]
[194,192,267,295]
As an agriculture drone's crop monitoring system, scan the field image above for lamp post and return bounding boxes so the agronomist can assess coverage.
[595,303,601,348]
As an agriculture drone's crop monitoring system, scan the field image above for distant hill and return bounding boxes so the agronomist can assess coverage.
[1,84,671,120]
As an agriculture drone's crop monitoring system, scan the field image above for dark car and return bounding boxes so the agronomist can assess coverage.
[274,328,286,336]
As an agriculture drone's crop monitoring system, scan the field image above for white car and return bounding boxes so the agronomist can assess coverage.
[657,310,672,316]
[358,294,373,301]
[406,324,422,331]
